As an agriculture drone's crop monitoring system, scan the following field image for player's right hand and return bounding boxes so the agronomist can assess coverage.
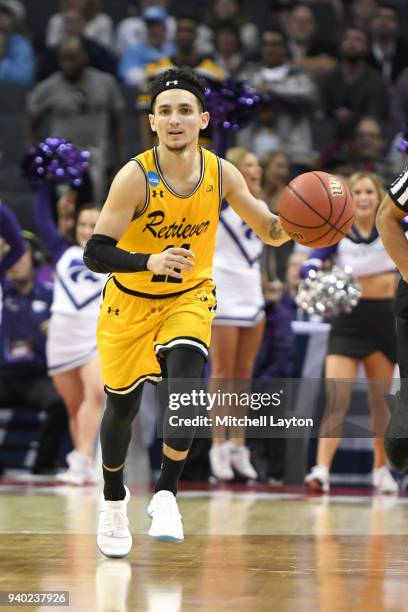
[147,248,195,280]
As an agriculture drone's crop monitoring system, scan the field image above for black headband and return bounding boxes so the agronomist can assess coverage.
[150,78,206,112]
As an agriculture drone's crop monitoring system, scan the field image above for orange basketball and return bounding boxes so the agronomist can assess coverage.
[279,171,355,247]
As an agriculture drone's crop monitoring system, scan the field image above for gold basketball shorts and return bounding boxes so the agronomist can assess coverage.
[97,277,216,395]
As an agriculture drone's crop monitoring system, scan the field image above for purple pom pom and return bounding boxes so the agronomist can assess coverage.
[205,80,263,130]
[22,138,91,189]
[205,80,263,156]
[399,138,408,153]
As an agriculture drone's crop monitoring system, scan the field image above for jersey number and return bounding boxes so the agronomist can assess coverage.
[151,243,190,284]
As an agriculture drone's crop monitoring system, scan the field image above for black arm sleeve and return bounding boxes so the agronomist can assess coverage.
[83,233,150,274]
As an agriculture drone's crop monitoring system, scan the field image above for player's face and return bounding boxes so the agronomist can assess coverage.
[351,177,379,221]
[149,89,210,152]
[239,153,262,196]
[76,208,100,248]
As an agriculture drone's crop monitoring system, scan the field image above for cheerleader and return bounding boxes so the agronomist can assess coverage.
[34,185,106,484]
[209,148,265,481]
[303,172,399,493]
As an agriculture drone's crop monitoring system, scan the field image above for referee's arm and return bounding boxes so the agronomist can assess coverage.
[376,165,408,281]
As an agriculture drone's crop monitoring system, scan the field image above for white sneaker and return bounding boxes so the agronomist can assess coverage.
[97,486,132,558]
[56,450,96,485]
[230,444,258,480]
[373,466,399,494]
[209,442,234,481]
[304,465,330,493]
[147,490,184,542]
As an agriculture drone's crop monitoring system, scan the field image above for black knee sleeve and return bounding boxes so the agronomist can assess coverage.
[161,348,206,452]
[165,346,206,379]
[100,384,144,467]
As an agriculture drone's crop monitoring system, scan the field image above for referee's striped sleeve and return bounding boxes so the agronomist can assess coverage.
[388,165,408,211]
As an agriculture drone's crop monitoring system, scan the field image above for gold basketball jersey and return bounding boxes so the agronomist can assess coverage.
[115,146,222,297]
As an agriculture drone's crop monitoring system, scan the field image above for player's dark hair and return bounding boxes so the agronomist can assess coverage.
[149,68,207,113]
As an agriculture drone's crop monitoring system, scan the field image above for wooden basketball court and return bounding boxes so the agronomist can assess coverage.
[1,480,408,611]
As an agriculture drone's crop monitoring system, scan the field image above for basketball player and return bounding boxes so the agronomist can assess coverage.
[376,165,408,472]
[209,148,266,482]
[303,173,398,493]
[33,186,106,485]
[83,68,289,558]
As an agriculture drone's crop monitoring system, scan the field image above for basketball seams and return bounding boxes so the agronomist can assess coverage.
[314,172,350,241]
[285,185,336,229]
[312,172,334,223]
[280,171,355,247]
[301,213,355,247]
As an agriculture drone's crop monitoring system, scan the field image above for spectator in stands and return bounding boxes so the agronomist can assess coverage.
[0,231,68,474]
[142,14,224,85]
[391,67,408,124]
[118,6,175,87]
[285,3,338,77]
[368,4,408,85]
[46,0,113,49]
[319,26,389,128]
[388,69,408,172]
[200,0,258,54]
[26,36,125,202]
[239,27,319,170]
[116,0,176,56]
[38,4,117,81]
[348,116,395,184]
[137,14,224,149]
[0,0,34,85]
[349,0,379,26]
[322,116,394,184]
[213,22,245,78]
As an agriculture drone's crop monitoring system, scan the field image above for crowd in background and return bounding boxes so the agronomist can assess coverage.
[1,0,408,487]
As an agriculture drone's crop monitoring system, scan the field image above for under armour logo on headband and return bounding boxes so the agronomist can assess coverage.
[150,74,206,111]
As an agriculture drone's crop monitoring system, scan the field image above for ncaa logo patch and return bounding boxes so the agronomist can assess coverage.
[147,171,160,187]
